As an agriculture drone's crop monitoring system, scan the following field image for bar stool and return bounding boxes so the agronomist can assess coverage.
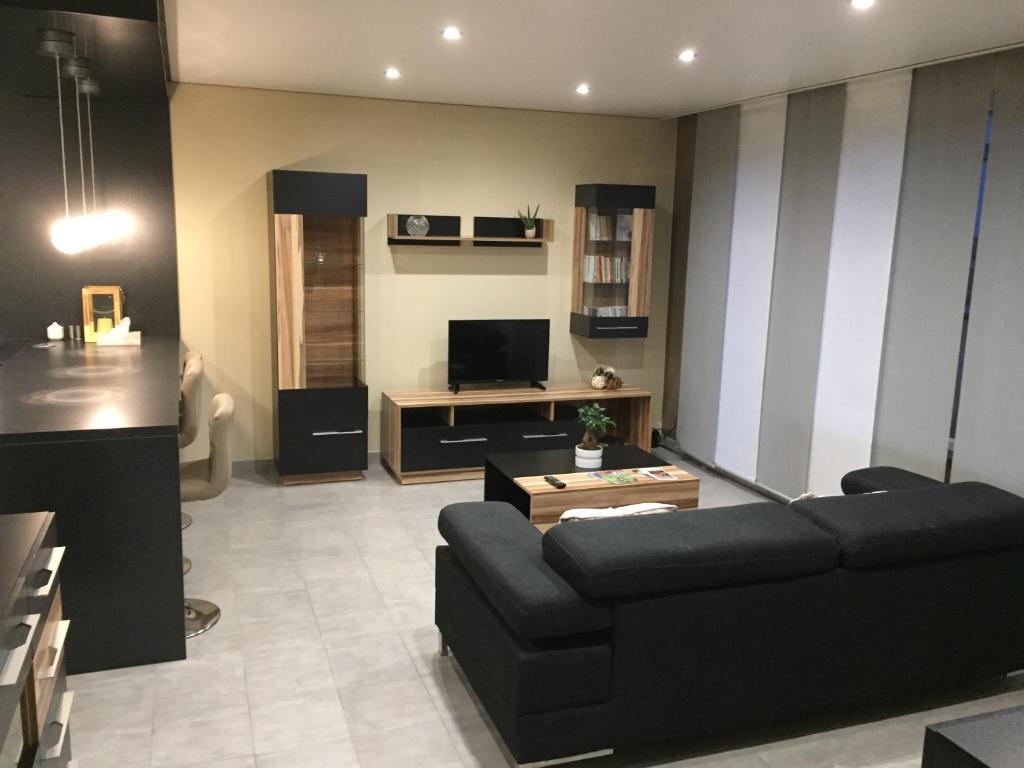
[181,392,234,639]
[179,351,203,536]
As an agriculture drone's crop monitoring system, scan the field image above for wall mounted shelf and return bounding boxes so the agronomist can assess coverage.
[385,214,554,248]
[472,217,554,247]
[387,214,461,246]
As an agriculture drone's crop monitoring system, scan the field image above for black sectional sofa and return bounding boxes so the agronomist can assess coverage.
[434,467,1024,765]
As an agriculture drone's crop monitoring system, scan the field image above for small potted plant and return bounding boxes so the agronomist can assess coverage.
[517,204,540,239]
[575,402,615,468]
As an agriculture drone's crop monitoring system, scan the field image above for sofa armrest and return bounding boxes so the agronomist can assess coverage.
[437,502,610,640]
[841,466,943,495]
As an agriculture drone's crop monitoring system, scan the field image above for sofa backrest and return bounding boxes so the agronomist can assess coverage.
[542,502,840,600]
[793,481,1024,568]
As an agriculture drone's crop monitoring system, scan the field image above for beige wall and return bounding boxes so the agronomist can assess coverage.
[170,83,677,461]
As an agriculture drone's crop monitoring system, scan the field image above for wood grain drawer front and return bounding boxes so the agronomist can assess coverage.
[402,426,499,472]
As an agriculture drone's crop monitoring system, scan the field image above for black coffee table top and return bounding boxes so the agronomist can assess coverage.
[486,444,665,479]
[924,706,1024,767]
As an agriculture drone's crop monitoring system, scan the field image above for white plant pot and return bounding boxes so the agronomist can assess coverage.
[524,226,537,239]
[575,444,603,469]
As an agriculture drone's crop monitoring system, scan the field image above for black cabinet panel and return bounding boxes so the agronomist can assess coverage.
[569,313,649,339]
[277,386,368,476]
[402,418,584,472]
[402,424,497,472]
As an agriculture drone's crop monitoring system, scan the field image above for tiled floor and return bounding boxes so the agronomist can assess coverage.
[69,448,1024,768]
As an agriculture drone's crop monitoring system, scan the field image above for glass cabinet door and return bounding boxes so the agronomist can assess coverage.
[580,207,633,317]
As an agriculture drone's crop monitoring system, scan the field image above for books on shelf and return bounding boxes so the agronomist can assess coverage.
[582,254,630,284]
[587,213,614,241]
[586,212,633,242]
[581,305,629,317]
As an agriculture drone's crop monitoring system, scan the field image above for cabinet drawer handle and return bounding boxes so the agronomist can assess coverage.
[30,547,66,598]
[0,614,40,686]
[439,437,488,444]
[597,325,639,330]
[311,430,364,436]
[42,690,74,760]
[522,433,569,439]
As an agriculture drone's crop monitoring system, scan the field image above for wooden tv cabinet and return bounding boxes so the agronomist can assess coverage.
[380,384,652,484]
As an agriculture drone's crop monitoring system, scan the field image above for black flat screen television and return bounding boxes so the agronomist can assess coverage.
[448,319,549,390]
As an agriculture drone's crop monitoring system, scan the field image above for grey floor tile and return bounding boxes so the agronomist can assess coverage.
[245,644,336,708]
[150,703,254,768]
[152,650,249,721]
[256,736,361,767]
[326,629,421,690]
[340,677,442,737]
[352,720,462,768]
[250,687,350,755]
[442,716,513,767]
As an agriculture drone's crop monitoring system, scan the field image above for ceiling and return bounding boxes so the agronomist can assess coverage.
[165,0,1024,119]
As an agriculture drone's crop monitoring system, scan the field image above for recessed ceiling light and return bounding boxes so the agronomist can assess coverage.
[576,83,591,95]
[384,67,401,80]
[678,48,697,63]
[850,0,875,9]
[442,26,462,41]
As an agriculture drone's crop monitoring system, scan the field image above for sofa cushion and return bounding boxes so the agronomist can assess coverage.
[438,502,610,640]
[841,466,943,495]
[793,482,1024,568]
[542,502,840,600]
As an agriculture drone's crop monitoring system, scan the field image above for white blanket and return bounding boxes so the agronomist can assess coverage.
[559,502,678,522]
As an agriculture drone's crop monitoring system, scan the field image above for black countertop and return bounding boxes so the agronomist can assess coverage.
[0,337,181,443]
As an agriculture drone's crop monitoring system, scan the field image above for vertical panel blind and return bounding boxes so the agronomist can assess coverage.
[674,50,1019,498]
[756,85,846,498]
[950,49,1024,495]
[806,72,912,496]
[714,97,787,482]
[872,55,997,478]
[676,107,740,464]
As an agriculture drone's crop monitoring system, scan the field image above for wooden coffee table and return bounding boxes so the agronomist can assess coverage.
[484,445,699,530]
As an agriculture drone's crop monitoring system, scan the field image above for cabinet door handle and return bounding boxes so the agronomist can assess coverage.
[439,437,488,444]
[312,429,364,436]
[30,547,66,598]
[41,620,71,680]
[522,433,569,439]
[597,325,639,330]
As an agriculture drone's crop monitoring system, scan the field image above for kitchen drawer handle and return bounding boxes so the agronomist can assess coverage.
[30,547,66,598]
[42,691,74,760]
[597,325,639,330]
[439,437,488,444]
[41,620,71,680]
[522,433,569,439]
[311,430,364,437]
[0,614,41,686]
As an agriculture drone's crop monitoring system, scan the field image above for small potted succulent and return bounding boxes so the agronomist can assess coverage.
[517,204,540,239]
[575,402,615,468]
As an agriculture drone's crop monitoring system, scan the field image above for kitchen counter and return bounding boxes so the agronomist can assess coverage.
[0,337,179,442]
[0,338,185,673]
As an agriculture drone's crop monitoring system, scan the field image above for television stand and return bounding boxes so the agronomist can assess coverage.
[381,384,653,484]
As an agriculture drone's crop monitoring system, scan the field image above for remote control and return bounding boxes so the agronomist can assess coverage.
[543,475,566,489]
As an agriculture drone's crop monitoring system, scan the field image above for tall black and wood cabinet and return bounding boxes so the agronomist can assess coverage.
[270,170,368,484]
[570,184,656,339]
